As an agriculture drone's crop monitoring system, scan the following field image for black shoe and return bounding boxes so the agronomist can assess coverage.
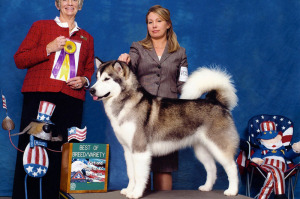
[274,194,288,199]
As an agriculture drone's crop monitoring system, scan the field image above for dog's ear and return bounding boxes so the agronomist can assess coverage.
[113,62,124,76]
[120,62,130,80]
[95,57,103,69]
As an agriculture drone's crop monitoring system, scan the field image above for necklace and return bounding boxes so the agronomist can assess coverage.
[69,24,75,32]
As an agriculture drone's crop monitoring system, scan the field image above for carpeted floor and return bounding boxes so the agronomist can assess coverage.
[0,190,251,199]
[61,190,250,199]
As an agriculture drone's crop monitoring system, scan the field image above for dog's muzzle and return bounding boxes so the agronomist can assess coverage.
[89,88,96,96]
[89,88,110,101]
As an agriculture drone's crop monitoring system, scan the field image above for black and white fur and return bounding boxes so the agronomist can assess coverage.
[90,58,239,199]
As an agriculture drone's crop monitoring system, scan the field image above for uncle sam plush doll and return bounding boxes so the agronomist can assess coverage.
[251,121,300,199]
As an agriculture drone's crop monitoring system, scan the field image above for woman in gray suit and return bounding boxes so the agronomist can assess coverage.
[118,5,188,191]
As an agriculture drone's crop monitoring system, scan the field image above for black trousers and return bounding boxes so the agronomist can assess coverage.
[12,92,83,199]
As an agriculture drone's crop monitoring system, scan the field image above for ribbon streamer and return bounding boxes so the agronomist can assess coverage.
[52,41,76,81]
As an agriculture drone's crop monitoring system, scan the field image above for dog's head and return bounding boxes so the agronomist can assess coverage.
[90,57,131,101]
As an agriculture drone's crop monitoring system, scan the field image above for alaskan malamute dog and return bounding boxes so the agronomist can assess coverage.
[90,58,239,199]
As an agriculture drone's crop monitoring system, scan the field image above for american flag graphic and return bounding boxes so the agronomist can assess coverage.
[23,143,49,178]
[248,115,293,147]
[68,126,87,142]
[2,94,7,110]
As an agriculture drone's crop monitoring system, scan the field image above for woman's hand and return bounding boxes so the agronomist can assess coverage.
[118,53,131,64]
[66,76,87,90]
[46,36,67,54]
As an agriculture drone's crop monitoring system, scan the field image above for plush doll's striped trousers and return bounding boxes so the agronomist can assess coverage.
[258,158,286,199]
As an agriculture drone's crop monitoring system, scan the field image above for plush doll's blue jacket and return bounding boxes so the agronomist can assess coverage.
[252,144,299,163]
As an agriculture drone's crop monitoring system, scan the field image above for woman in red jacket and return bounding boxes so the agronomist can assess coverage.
[12,0,94,198]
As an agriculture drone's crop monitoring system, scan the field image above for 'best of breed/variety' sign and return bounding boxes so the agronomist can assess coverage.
[60,143,109,193]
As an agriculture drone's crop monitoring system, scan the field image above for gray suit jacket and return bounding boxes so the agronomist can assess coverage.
[129,42,188,99]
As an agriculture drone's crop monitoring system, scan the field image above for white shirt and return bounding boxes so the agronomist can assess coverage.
[54,16,80,36]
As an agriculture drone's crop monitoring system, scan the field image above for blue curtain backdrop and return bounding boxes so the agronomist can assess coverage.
[0,0,300,197]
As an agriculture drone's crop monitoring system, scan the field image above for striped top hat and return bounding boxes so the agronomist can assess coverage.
[257,121,278,140]
[36,101,56,124]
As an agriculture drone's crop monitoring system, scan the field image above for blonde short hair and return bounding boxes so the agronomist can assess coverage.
[140,5,180,53]
[55,0,84,9]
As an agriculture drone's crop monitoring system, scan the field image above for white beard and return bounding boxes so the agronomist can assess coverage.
[261,139,283,149]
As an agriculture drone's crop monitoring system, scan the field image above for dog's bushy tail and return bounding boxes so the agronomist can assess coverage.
[180,67,238,111]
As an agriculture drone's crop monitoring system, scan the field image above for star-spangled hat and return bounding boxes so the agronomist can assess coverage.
[35,101,56,124]
[257,121,278,140]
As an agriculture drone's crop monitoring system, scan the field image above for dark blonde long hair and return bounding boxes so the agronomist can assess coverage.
[139,5,180,53]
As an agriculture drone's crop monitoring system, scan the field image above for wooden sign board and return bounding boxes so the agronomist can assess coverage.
[60,143,109,193]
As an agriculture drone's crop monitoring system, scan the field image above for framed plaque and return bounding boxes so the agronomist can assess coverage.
[60,143,109,193]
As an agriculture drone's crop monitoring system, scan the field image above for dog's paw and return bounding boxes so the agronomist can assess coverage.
[198,184,212,192]
[120,188,128,195]
[224,188,238,196]
[126,189,143,199]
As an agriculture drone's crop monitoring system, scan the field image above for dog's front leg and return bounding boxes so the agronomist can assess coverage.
[126,150,151,199]
[121,149,136,196]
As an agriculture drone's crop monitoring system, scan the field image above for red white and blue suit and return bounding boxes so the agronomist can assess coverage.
[252,144,298,199]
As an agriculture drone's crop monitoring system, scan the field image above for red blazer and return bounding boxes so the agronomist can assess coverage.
[14,20,95,101]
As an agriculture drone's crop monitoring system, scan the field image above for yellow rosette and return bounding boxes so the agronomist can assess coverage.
[64,40,77,54]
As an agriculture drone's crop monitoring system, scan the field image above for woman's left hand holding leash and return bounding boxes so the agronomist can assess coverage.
[67,76,87,90]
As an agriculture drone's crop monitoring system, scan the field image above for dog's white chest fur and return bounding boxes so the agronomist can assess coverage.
[105,102,136,149]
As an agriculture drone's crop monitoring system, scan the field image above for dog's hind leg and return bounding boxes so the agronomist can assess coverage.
[126,150,151,199]
[214,154,239,196]
[121,148,136,196]
[193,144,217,191]
[207,145,239,196]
